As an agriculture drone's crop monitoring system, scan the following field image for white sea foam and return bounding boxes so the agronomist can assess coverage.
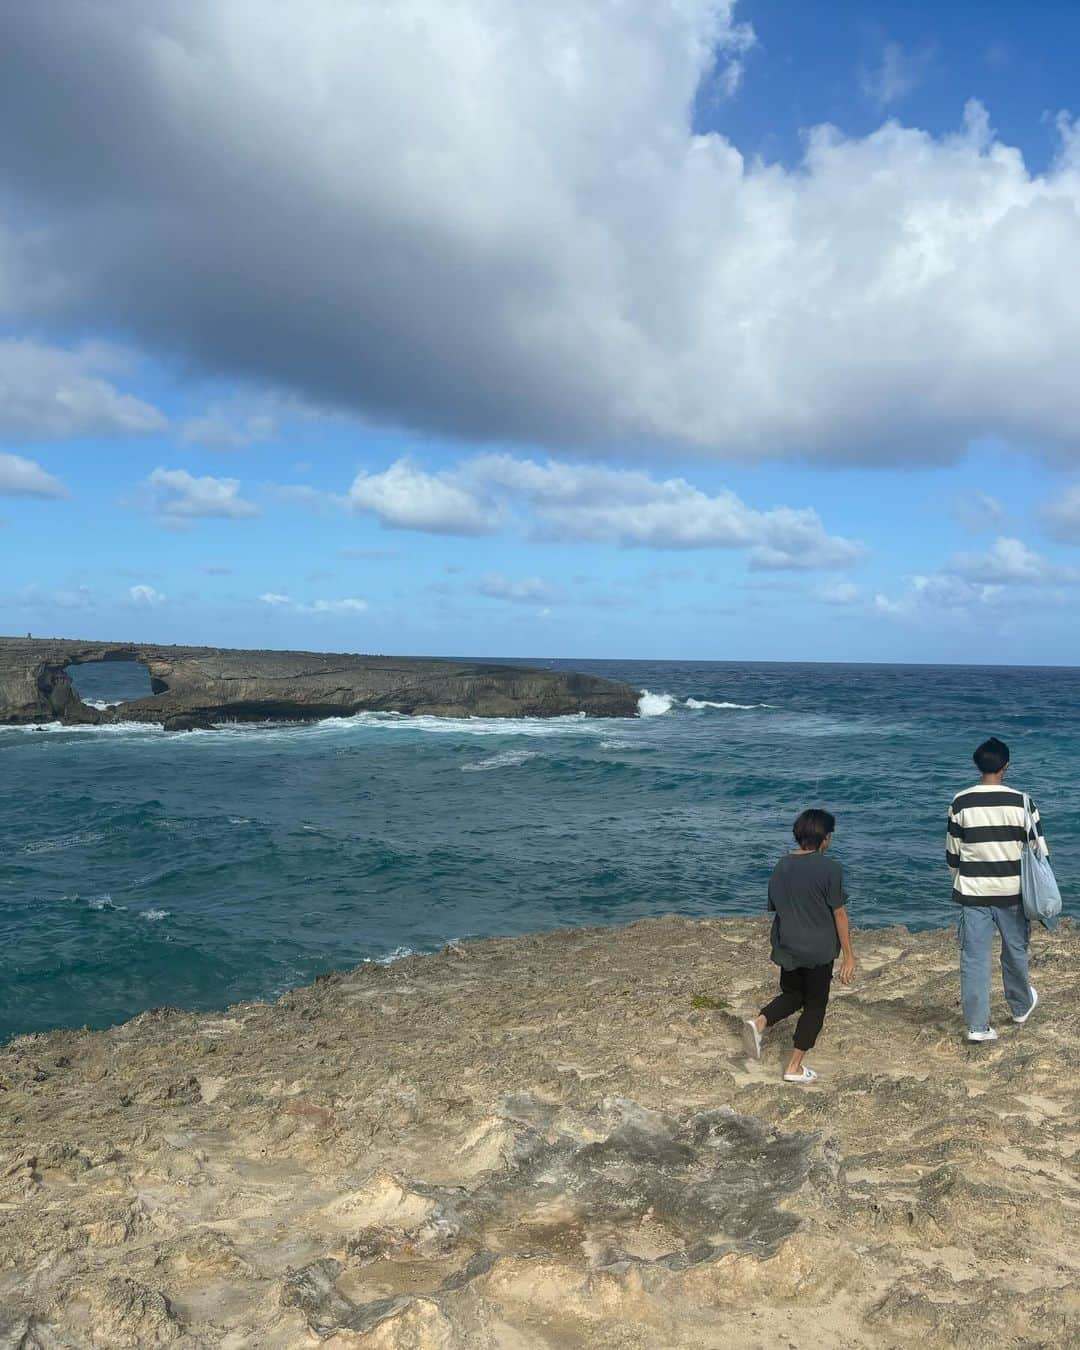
[366,945,416,965]
[599,739,641,750]
[461,749,538,772]
[87,893,126,912]
[638,692,774,715]
[5,719,165,736]
[140,909,170,921]
[4,706,615,745]
[684,698,773,710]
[24,830,105,854]
[338,710,595,739]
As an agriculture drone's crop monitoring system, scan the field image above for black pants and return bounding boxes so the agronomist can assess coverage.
[760,962,834,1051]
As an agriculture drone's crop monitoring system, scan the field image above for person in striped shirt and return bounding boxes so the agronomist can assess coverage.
[947,736,1046,1042]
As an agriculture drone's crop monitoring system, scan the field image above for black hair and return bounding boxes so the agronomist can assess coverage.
[793,808,835,851]
[973,737,1010,775]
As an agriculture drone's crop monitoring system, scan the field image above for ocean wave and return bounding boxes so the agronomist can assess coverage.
[4,707,622,744]
[24,830,106,855]
[5,719,165,736]
[462,749,539,772]
[159,710,603,741]
[366,945,416,965]
[139,909,170,921]
[639,691,774,715]
[339,711,597,739]
[69,893,127,912]
[638,691,675,716]
[684,698,774,710]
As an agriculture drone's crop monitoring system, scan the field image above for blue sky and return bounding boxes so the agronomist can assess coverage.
[3,1,1080,663]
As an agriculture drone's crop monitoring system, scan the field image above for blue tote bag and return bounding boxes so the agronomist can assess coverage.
[1021,794,1061,932]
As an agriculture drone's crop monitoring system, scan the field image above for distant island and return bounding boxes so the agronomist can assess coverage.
[0,637,640,730]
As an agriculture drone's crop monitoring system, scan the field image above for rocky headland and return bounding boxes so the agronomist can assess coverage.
[0,638,640,729]
[1,916,1077,1348]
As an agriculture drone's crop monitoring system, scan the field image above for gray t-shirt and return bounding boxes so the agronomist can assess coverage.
[768,852,847,970]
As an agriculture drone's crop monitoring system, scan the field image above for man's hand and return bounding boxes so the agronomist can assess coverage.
[839,954,857,985]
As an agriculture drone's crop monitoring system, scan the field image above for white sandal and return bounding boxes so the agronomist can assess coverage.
[782,1067,818,1084]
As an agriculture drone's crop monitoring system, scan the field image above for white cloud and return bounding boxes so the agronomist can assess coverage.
[16,583,95,611]
[949,536,1076,584]
[1041,484,1080,542]
[872,569,1058,622]
[859,40,936,109]
[477,573,555,604]
[872,534,1079,622]
[259,592,367,614]
[143,468,259,523]
[292,451,861,567]
[953,490,1006,533]
[0,340,165,441]
[129,584,166,607]
[874,576,995,619]
[348,459,499,536]
[180,404,278,451]
[179,393,326,450]
[309,597,367,613]
[273,483,344,511]
[9,9,1080,466]
[467,454,864,566]
[820,581,862,605]
[0,451,67,498]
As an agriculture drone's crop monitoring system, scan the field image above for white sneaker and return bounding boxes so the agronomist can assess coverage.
[741,1019,763,1060]
[967,1027,999,1042]
[1013,986,1039,1025]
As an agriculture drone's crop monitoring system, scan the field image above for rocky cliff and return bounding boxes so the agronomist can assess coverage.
[0,637,640,728]
[0,916,1076,1348]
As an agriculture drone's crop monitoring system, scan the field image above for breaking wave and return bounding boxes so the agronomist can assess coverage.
[639,691,774,716]
[462,749,539,772]
[685,698,774,710]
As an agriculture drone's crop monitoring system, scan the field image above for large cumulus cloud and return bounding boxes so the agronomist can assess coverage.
[3,2,1080,463]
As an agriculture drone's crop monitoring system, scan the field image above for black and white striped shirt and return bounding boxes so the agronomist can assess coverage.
[946,783,1048,906]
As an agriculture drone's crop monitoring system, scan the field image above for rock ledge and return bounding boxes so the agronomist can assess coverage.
[0,637,640,726]
[1,915,1077,1347]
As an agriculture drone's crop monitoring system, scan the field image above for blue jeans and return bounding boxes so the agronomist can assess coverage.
[958,904,1033,1032]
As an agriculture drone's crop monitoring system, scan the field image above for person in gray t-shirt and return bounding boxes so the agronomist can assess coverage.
[741,809,857,1084]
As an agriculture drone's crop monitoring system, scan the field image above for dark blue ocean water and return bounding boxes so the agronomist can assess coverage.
[2,659,1076,1042]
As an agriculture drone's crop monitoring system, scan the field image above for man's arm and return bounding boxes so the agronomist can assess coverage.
[834,905,856,984]
[946,803,963,873]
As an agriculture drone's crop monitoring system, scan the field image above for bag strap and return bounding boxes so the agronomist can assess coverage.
[1022,793,1038,849]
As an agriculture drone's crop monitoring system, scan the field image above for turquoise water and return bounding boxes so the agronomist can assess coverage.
[1,659,1076,1041]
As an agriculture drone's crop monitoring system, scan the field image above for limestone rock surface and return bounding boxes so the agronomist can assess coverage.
[1,916,1078,1346]
[0,637,640,726]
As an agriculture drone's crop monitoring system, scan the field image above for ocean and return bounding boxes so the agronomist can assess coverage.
[1,658,1075,1042]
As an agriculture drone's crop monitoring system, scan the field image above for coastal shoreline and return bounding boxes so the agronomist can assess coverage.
[2,914,1076,1347]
